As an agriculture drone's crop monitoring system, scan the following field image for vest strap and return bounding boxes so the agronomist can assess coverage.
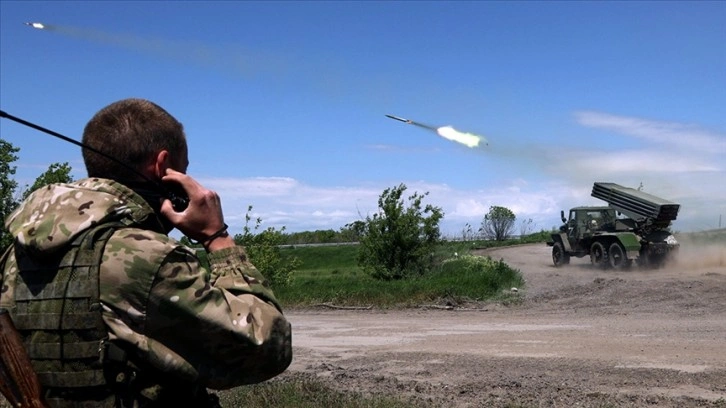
[14,280,96,301]
[13,312,102,330]
[37,370,108,388]
[28,340,102,360]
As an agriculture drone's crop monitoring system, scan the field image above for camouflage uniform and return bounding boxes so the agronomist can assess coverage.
[0,178,292,406]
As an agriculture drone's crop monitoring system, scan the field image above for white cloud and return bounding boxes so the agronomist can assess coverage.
[574,111,726,153]
[199,176,299,197]
[567,150,721,173]
[571,112,726,231]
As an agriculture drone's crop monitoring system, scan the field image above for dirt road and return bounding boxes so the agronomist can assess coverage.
[278,242,726,407]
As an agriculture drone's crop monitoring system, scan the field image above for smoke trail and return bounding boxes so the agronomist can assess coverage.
[29,23,285,78]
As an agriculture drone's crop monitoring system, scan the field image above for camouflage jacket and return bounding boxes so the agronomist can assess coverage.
[0,178,292,390]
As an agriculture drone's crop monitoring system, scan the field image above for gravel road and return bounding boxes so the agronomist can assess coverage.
[276,241,726,407]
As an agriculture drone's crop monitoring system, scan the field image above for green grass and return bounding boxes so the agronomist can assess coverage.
[217,377,425,408]
[274,243,524,308]
[280,244,360,271]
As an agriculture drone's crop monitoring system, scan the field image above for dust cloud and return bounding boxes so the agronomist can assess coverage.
[673,230,726,269]
[675,243,726,269]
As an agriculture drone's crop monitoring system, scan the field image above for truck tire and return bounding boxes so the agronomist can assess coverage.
[590,241,608,268]
[608,242,630,269]
[552,242,570,267]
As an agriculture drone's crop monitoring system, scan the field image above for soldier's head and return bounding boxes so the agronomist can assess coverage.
[82,98,189,182]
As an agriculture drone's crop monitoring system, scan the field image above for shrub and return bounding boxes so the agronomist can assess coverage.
[357,184,444,280]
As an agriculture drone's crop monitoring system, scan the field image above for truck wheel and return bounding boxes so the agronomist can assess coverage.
[608,242,630,269]
[590,241,608,268]
[552,242,570,267]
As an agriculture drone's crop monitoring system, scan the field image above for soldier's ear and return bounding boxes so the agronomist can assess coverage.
[153,150,172,179]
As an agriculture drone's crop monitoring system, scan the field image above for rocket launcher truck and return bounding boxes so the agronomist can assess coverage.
[547,182,680,269]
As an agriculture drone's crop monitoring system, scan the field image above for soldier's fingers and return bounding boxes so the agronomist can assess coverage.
[162,169,202,196]
[160,198,184,219]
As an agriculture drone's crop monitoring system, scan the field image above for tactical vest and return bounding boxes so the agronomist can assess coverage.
[1,223,221,408]
[1,222,123,408]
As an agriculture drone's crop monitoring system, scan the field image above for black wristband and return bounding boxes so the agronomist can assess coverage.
[188,223,229,246]
[203,223,229,246]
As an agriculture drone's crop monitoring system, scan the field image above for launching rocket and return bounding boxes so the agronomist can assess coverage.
[385,114,488,148]
[384,114,411,124]
[385,114,437,131]
[24,22,45,29]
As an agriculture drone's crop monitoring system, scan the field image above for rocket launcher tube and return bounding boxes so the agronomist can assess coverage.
[591,182,680,225]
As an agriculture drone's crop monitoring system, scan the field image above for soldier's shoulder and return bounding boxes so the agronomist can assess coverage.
[105,228,195,262]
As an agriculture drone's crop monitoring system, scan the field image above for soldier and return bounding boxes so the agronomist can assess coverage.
[0,99,292,407]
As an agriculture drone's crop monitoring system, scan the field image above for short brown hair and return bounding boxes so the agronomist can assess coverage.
[82,98,187,180]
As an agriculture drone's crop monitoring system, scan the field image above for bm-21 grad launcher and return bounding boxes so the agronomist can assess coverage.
[548,182,680,269]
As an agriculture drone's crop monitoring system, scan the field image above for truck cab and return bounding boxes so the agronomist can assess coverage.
[561,207,616,255]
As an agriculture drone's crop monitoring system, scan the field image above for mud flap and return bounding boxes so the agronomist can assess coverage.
[616,233,641,261]
[558,232,572,252]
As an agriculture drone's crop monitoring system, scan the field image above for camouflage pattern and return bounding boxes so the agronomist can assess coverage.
[1,178,292,391]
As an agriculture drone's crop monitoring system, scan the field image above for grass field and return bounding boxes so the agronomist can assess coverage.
[274,240,526,308]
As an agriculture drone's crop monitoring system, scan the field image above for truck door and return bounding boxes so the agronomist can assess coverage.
[567,210,579,250]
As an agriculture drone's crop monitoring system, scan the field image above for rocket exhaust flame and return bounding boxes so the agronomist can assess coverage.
[385,114,488,148]
[24,22,45,30]
[437,126,486,148]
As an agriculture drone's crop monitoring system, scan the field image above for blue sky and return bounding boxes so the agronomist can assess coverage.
[1,1,724,236]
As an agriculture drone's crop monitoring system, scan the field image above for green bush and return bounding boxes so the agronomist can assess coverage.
[233,206,301,286]
[434,255,524,300]
[357,184,444,281]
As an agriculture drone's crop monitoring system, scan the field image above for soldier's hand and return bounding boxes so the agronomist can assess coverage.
[160,169,235,251]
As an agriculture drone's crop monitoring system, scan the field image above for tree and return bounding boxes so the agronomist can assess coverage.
[519,218,534,238]
[460,223,475,241]
[340,220,366,242]
[233,205,301,287]
[479,205,516,241]
[1,139,20,249]
[357,184,444,280]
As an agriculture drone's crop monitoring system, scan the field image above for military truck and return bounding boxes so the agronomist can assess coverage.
[548,182,680,269]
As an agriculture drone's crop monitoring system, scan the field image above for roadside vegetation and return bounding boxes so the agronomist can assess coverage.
[263,185,544,308]
[276,244,525,308]
[218,376,428,408]
[189,184,547,309]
